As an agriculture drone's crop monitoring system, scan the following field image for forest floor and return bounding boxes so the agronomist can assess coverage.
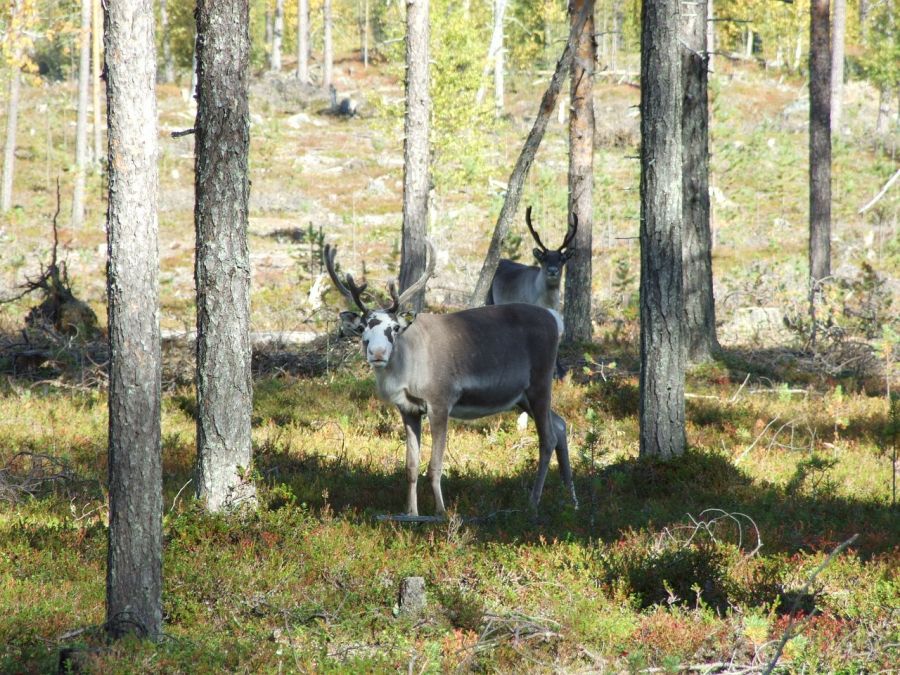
[0,54,898,672]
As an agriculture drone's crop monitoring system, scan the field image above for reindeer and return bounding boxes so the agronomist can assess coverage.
[324,241,577,516]
[486,206,578,311]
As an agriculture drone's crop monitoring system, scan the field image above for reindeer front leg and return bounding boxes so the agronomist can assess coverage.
[401,410,422,515]
[427,408,450,516]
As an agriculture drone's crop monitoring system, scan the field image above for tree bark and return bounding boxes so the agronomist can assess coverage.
[706,0,715,72]
[2,0,23,213]
[92,0,103,164]
[324,0,334,88]
[475,0,507,107]
[831,0,846,131]
[469,5,591,307]
[399,0,431,313]
[194,0,256,512]
[809,0,831,282]
[72,0,91,229]
[104,0,162,640]
[297,0,310,82]
[272,0,284,71]
[563,0,594,344]
[639,0,685,459]
[682,0,718,363]
[160,0,175,82]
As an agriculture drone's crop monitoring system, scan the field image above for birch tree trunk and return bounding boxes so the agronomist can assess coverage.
[272,0,284,71]
[2,0,23,213]
[399,0,431,313]
[159,0,175,82]
[92,0,102,164]
[324,0,334,89]
[72,0,91,229]
[682,0,718,362]
[831,0,846,131]
[195,0,256,512]
[706,0,715,72]
[563,0,595,344]
[809,0,832,282]
[475,0,507,107]
[639,0,685,459]
[469,6,591,306]
[298,0,310,82]
[104,0,162,640]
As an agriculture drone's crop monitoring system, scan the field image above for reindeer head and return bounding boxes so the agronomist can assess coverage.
[526,206,577,289]
[323,241,435,368]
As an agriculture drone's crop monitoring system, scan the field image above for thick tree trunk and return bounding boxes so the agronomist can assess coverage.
[195,0,256,512]
[563,0,594,344]
[324,0,334,88]
[104,0,162,640]
[2,0,22,213]
[297,0,310,82]
[92,0,102,164]
[831,0,846,131]
[639,0,685,459]
[399,0,431,313]
[160,0,175,82]
[809,0,832,282]
[272,0,284,71]
[72,0,91,229]
[469,6,591,307]
[682,0,718,363]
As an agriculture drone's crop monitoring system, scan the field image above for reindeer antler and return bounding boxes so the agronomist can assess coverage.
[559,213,578,252]
[394,239,436,311]
[323,243,369,314]
[525,206,548,251]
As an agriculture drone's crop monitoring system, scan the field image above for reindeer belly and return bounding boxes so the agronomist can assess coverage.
[449,385,525,420]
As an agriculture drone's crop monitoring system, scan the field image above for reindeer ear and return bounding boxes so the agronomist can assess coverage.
[533,248,546,262]
[339,311,364,337]
[563,247,576,261]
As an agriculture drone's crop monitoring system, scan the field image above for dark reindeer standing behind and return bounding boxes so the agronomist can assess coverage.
[324,241,577,516]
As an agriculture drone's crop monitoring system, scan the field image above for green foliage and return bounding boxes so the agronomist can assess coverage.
[859,1,900,93]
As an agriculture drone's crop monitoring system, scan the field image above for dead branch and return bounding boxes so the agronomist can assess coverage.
[858,168,900,215]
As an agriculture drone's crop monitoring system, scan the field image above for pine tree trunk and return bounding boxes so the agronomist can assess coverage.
[92,0,102,164]
[563,0,594,344]
[399,0,431,313]
[72,0,91,229]
[324,0,334,88]
[272,0,284,71]
[160,0,175,83]
[831,0,846,131]
[682,0,718,363]
[2,0,23,213]
[298,0,310,82]
[194,0,256,512]
[639,0,685,460]
[104,0,162,640]
[809,0,831,282]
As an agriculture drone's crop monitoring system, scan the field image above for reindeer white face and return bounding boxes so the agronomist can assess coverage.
[340,309,410,368]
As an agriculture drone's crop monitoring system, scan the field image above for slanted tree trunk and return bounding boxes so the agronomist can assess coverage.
[639,0,685,460]
[92,0,102,164]
[104,0,162,640]
[297,0,310,82]
[563,0,594,344]
[399,0,431,313]
[72,0,91,229]
[159,0,175,82]
[682,0,718,363]
[809,0,832,282]
[272,0,284,71]
[324,0,334,89]
[194,0,256,513]
[831,0,846,131]
[469,6,591,306]
[2,0,23,213]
